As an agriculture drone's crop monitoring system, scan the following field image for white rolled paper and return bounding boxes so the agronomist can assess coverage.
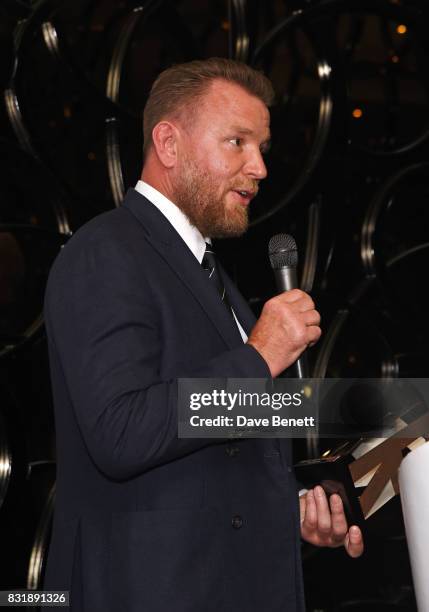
[399,441,429,612]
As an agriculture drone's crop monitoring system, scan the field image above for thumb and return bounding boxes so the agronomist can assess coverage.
[344,525,364,558]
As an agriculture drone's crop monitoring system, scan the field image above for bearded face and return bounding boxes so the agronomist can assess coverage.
[173,151,254,238]
[171,80,270,238]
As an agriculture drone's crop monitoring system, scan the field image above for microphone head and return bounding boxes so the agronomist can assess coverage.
[268,234,298,269]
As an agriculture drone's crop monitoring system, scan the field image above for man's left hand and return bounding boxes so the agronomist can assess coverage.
[300,485,364,558]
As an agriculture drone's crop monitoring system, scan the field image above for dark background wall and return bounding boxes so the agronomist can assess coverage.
[1,0,429,609]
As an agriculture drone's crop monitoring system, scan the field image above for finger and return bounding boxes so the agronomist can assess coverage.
[302,309,321,326]
[280,291,316,313]
[307,325,322,345]
[299,494,306,524]
[302,489,317,530]
[293,296,315,312]
[297,298,316,313]
[281,288,308,304]
[314,485,331,534]
[344,525,364,558]
[329,494,348,541]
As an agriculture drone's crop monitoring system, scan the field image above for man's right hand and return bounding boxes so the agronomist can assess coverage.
[247,289,321,378]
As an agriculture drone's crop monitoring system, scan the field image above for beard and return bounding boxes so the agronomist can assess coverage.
[173,155,250,239]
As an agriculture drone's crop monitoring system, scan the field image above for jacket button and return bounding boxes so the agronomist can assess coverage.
[232,515,243,529]
[226,446,240,457]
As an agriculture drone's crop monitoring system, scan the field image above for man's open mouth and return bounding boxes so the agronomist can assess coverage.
[233,189,256,203]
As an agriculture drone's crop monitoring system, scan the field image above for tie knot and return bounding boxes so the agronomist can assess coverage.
[202,243,217,272]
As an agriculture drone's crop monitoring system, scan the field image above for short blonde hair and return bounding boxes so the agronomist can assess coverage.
[143,57,274,155]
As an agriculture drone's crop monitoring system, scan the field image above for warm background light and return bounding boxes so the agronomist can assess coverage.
[352,108,363,118]
[396,24,407,34]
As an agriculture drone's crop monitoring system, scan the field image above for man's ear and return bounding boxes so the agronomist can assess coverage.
[151,121,179,168]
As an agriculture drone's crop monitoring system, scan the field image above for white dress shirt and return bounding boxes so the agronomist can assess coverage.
[134,180,248,342]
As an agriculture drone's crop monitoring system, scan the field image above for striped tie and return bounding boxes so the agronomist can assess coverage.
[202,243,233,313]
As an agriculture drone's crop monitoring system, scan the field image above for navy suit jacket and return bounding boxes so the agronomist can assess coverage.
[43,189,305,611]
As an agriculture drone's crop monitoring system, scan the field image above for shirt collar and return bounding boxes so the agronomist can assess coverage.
[135,180,208,263]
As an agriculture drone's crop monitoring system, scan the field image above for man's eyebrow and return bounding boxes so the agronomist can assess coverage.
[229,126,253,135]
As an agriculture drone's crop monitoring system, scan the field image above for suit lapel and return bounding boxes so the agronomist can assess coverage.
[122,189,244,349]
[220,266,257,336]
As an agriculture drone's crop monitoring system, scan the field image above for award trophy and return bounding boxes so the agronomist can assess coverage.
[294,380,429,527]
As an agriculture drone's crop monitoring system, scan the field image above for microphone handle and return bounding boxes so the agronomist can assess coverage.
[273,266,309,379]
[273,266,298,292]
[294,354,309,379]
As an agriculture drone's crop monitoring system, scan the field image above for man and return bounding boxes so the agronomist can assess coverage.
[43,58,363,612]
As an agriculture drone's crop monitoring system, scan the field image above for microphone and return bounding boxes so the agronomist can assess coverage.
[268,234,309,379]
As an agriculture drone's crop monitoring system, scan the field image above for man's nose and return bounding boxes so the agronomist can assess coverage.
[245,148,267,180]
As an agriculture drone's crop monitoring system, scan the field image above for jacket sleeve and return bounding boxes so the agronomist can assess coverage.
[45,231,270,481]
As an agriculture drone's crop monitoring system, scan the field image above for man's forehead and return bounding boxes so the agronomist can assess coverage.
[205,78,267,108]
[199,79,270,129]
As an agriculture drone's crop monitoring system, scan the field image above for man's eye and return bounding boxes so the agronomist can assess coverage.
[230,138,242,146]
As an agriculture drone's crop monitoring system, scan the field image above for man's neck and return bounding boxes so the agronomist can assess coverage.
[140,161,175,205]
